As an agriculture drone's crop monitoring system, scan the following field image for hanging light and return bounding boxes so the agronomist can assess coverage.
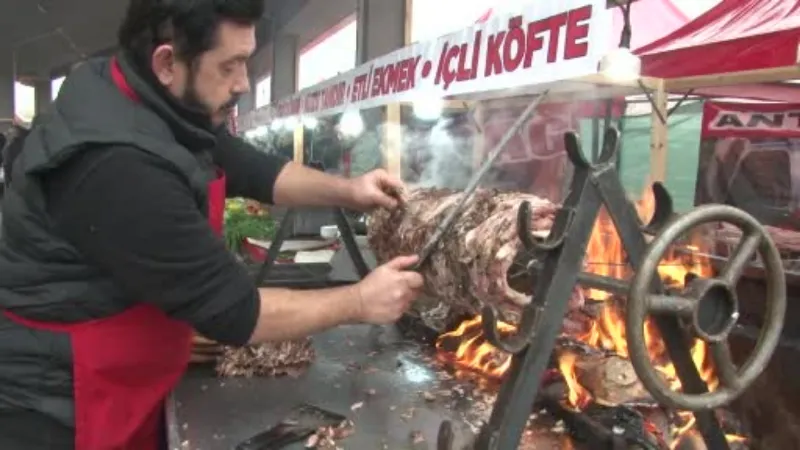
[599,47,641,82]
[413,98,444,122]
[601,1,640,82]
[339,110,364,137]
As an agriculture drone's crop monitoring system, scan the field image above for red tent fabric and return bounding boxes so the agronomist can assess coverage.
[637,0,800,79]
[615,0,688,50]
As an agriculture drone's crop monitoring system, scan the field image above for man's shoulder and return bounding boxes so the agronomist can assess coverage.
[46,143,185,192]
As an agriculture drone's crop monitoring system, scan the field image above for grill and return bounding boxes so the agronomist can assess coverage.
[167,129,788,450]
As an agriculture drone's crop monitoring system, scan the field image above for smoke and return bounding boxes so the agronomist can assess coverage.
[402,118,475,190]
[346,118,474,190]
[344,95,585,200]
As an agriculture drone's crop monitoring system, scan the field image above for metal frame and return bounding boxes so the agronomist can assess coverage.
[436,127,730,450]
[254,162,371,286]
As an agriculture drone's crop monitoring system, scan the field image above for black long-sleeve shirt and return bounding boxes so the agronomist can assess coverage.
[43,137,289,345]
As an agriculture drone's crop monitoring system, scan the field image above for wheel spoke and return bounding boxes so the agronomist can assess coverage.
[710,341,741,390]
[722,231,762,285]
[648,294,694,318]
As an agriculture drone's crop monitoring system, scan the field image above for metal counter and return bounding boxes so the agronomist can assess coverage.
[167,324,484,450]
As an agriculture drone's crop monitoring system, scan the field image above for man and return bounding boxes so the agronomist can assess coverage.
[0,1,423,448]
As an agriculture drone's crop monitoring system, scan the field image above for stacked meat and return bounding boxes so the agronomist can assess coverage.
[216,338,315,378]
[368,188,584,327]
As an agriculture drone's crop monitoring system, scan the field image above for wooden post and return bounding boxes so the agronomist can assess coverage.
[379,0,413,179]
[404,0,413,44]
[293,123,304,164]
[649,79,668,183]
[383,103,402,177]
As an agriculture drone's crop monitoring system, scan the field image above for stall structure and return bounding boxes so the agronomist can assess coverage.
[170,1,791,450]
[635,0,800,271]
[238,0,672,188]
[634,3,800,447]
[637,0,800,102]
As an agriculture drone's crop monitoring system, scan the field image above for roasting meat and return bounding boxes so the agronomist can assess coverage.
[216,338,315,378]
[368,187,584,326]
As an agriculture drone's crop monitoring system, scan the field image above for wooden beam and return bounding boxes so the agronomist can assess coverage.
[293,125,304,164]
[472,103,486,175]
[404,0,414,45]
[375,0,414,179]
[383,103,403,178]
[649,78,668,183]
[665,66,800,92]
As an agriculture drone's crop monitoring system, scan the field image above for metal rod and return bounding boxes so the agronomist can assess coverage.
[414,91,550,269]
[255,210,296,284]
[333,208,370,278]
[529,261,629,294]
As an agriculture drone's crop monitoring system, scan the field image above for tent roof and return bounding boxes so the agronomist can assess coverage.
[636,0,800,79]
[613,0,688,50]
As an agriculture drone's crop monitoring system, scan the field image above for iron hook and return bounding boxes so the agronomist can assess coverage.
[517,200,568,252]
[641,182,675,235]
[436,420,455,450]
[564,131,590,170]
[482,303,541,354]
[596,127,621,166]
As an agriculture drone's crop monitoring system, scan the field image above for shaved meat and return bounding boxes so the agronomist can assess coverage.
[368,188,584,326]
[216,338,315,378]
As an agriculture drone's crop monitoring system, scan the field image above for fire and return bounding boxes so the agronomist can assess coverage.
[560,187,716,405]
[436,315,514,379]
[436,185,735,444]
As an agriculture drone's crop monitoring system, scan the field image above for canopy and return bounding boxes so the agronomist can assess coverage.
[615,0,688,50]
[636,0,800,101]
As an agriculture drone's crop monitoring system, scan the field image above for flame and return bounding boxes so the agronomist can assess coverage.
[436,315,514,379]
[435,185,741,444]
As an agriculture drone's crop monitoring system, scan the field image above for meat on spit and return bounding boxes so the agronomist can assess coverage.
[368,187,585,329]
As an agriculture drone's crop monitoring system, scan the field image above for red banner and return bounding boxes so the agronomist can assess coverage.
[695,101,800,229]
[701,101,800,139]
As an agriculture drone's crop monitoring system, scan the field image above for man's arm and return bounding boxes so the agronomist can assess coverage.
[213,134,403,211]
[46,146,362,345]
[212,132,291,203]
[213,133,356,206]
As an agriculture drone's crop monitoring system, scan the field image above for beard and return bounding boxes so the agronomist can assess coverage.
[180,73,241,128]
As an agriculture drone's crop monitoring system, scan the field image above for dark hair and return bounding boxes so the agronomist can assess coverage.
[118,0,264,68]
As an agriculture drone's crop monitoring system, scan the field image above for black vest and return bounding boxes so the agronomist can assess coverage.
[0,55,219,322]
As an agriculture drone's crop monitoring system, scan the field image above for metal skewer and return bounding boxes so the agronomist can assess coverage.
[411,90,551,271]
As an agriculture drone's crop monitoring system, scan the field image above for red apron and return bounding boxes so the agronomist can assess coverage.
[4,58,228,450]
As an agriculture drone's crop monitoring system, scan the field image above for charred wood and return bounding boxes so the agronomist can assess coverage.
[572,354,653,407]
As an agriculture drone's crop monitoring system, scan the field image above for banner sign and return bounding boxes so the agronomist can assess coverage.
[695,101,800,229]
[238,0,611,131]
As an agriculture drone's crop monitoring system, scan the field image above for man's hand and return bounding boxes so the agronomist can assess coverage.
[352,255,424,324]
[348,169,406,212]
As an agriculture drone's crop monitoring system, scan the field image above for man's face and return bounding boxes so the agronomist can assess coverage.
[154,20,255,127]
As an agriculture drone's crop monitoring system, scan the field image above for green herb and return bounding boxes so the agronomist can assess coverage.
[223,198,277,254]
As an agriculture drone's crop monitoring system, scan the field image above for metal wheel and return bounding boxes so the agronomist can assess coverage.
[627,204,786,410]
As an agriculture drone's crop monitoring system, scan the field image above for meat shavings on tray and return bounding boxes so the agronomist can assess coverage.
[304,420,355,449]
[216,338,315,378]
[368,187,584,327]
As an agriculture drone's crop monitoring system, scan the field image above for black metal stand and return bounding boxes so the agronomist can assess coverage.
[436,127,730,450]
[254,161,371,286]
